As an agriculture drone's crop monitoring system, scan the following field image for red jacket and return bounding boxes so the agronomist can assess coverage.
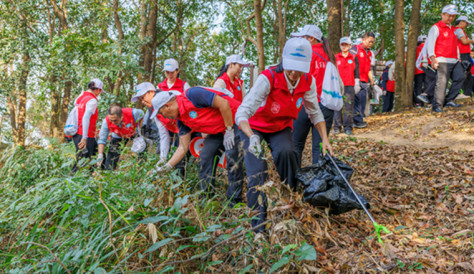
[455,27,471,54]
[310,44,329,100]
[177,89,240,135]
[434,21,458,59]
[415,43,425,75]
[105,108,137,138]
[216,72,244,102]
[76,92,98,138]
[386,80,395,92]
[249,68,312,133]
[355,44,372,82]
[157,78,187,92]
[335,52,357,86]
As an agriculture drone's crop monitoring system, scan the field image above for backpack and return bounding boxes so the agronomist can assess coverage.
[64,106,79,136]
[313,51,343,111]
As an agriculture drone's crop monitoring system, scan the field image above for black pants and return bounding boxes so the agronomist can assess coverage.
[334,86,355,131]
[424,66,437,101]
[105,138,130,170]
[354,82,369,124]
[460,53,472,96]
[292,104,333,166]
[72,134,98,173]
[382,92,394,113]
[239,127,299,232]
[433,62,465,108]
[413,74,425,105]
[467,73,474,97]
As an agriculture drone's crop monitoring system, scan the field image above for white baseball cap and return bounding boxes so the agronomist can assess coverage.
[442,4,459,15]
[339,37,352,45]
[290,25,323,41]
[89,79,104,92]
[163,58,179,72]
[150,91,178,117]
[282,38,312,73]
[458,16,472,25]
[354,38,363,45]
[417,35,427,42]
[132,82,155,102]
[385,61,393,67]
[225,55,251,67]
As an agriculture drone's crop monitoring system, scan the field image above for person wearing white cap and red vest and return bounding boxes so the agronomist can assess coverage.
[150,87,244,205]
[454,16,474,99]
[352,32,375,128]
[290,25,336,165]
[235,38,333,232]
[157,58,190,92]
[427,4,465,112]
[97,105,145,170]
[214,54,250,102]
[413,35,427,107]
[333,37,359,136]
[72,79,104,173]
[382,61,396,112]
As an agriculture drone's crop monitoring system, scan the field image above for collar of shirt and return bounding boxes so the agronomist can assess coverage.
[283,71,300,95]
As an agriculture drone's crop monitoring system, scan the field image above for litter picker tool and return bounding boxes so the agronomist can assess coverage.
[320,144,390,243]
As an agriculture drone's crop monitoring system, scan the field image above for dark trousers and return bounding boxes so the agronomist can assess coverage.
[413,74,425,105]
[199,125,244,204]
[72,134,98,173]
[354,82,369,124]
[382,92,395,113]
[105,137,129,170]
[468,73,474,97]
[424,66,437,100]
[334,86,355,131]
[239,127,299,232]
[460,53,472,96]
[293,104,333,166]
[433,62,465,108]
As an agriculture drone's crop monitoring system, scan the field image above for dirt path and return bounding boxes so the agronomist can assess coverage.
[346,99,474,152]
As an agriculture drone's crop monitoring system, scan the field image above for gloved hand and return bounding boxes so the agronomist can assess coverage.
[223,128,235,150]
[248,134,262,156]
[354,79,361,94]
[97,153,104,167]
[382,88,387,96]
[153,163,172,175]
[157,157,166,166]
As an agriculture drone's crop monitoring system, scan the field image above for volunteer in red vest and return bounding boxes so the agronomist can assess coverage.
[468,48,474,97]
[454,16,474,99]
[132,82,178,166]
[353,32,375,128]
[97,106,144,170]
[414,35,427,107]
[333,37,359,136]
[382,61,395,112]
[157,58,190,92]
[72,79,104,173]
[214,54,249,102]
[427,4,464,112]
[235,38,333,232]
[291,25,336,165]
[151,87,244,205]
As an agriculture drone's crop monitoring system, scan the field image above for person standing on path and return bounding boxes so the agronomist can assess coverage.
[413,35,427,107]
[454,16,474,99]
[333,37,359,136]
[427,4,465,112]
[235,38,333,233]
[382,62,396,112]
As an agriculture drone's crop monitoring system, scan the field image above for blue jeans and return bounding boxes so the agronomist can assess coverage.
[292,104,333,166]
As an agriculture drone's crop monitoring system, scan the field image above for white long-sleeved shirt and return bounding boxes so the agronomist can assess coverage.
[81,96,97,140]
[426,24,459,64]
[235,72,325,127]
[213,78,246,97]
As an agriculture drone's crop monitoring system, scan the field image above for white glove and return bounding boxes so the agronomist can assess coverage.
[223,128,235,150]
[382,89,387,96]
[157,157,166,166]
[97,153,104,167]
[154,163,172,174]
[248,134,262,156]
[354,79,361,94]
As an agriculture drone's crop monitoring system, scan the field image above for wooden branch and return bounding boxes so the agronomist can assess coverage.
[6,0,38,34]
[20,242,71,274]
[113,0,125,42]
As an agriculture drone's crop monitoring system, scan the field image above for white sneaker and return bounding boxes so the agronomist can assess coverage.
[456,93,470,100]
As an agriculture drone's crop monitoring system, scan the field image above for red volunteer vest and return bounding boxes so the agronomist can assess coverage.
[415,43,425,75]
[157,115,179,133]
[356,44,372,82]
[217,72,244,102]
[105,108,137,138]
[177,88,241,135]
[76,92,98,138]
[248,68,312,133]
[434,21,458,59]
[157,78,187,92]
[386,80,395,93]
[310,44,329,98]
[335,52,356,86]
[456,28,471,54]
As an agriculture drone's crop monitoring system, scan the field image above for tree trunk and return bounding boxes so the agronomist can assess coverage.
[254,0,265,73]
[275,0,286,58]
[138,0,158,82]
[403,0,422,108]
[50,79,60,137]
[59,80,72,135]
[327,0,343,53]
[378,1,385,58]
[16,53,30,147]
[394,0,406,110]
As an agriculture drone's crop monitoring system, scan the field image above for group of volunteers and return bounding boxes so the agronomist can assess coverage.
[68,4,471,233]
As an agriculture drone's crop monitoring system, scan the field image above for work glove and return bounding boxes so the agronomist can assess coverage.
[248,134,262,156]
[97,153,104,167]
[157,157,166,166]
[354,79,361,94]
[223,128,235,150]
[149,163,172,176]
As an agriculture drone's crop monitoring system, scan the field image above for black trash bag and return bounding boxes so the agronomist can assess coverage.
[296,155,370,215]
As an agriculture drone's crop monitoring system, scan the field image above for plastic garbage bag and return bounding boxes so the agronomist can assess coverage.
[296,155,370,215]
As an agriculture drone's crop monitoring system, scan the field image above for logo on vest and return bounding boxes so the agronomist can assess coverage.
[237,86,241,91]
[443,31,449,38]
[337,61,341,66]
[271,102,280,114]
[348,59,353,64]
[125,123,132,128]
[189,111,198,119]
[360,52,364,57]
[296,98,303,108]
